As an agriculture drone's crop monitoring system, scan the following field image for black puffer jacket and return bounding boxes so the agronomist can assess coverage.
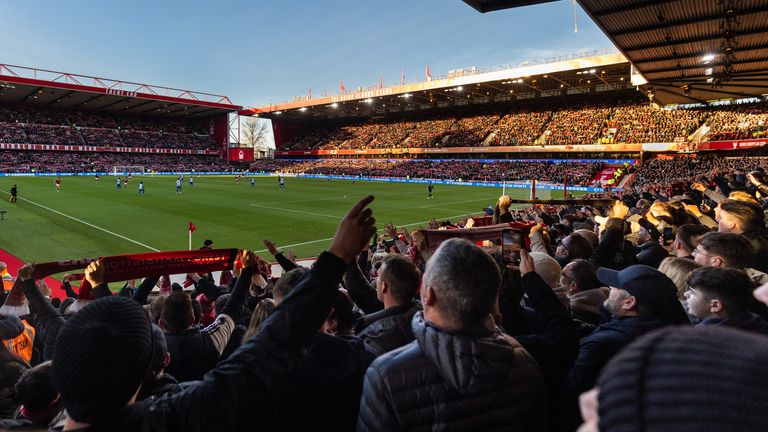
[356,301,420,356]
[357,313,549,431]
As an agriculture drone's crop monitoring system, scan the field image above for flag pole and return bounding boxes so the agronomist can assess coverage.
[188,229,192,250]
[502,181,506,196]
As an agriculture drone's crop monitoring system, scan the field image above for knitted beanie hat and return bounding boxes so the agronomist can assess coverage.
[598,326,768,432]
[529,252,562,289]
[52,296,152,423]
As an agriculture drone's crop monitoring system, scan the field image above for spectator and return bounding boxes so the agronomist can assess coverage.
[358,241,549,431]
[0,335,28,418]
[23,196,377,430]
[685,267,768,335]
[562,265,688,416]
[693,232,768,285]
[716,199,768,272]
[352,254,421,357]
[580,326,768,432]
[657,257,701,305]
[0,361,64,429]
[670,224,711,259]
[560,259,608,326]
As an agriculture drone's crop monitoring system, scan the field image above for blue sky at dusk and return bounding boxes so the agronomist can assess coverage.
[1,0,614,108]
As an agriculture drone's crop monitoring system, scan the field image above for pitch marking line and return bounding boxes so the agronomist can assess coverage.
[418,197,495,209]
[0,189,160,252]
[256,190,425,207]
[252,211,478,254]
[249,204,342,219]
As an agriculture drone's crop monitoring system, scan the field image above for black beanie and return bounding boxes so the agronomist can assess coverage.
[597,326,768,432]
[52,296,152,423]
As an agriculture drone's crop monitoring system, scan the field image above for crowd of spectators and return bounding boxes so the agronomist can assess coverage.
[250,158,604,184]
[636,155,766,187]
[702,100,768,141]
[444,114,500,147]
[0,103,217,150]
[280,100,768,152]
[2,153,768,431]
[602,104,703,144]
[0,151,233,173]
[491,111,552,146]
[542,105,613,146]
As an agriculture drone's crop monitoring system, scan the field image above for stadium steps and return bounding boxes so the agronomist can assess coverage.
[689,123,710,143]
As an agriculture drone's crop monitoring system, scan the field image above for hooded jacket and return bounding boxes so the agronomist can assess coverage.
[357,313,549,431]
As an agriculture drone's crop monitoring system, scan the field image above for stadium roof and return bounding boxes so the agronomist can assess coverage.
[0,64,241,118]
[577,0,768,105]
[462,0,559,13]
[461,0,768,106]
[240,51,631,120]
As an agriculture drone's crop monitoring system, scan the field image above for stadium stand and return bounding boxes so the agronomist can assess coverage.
[277,99,761,151]
[0,151,233,173]
[4,1,768,429]
[0,104,218,150]
[248,158,605,184]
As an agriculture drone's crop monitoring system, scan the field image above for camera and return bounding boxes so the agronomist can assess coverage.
[501,229,524,265]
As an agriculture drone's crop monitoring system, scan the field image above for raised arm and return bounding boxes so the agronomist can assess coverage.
[343,260,383,314]
[17,265,65,361]
[146,196,377,431]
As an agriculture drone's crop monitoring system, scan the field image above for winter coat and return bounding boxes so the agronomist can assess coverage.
[698,311,768,336]
[356,302,419,357]
[357,313,549,432]
[46,252,346,432]
[264,333,374,431]
[569,288,610,326]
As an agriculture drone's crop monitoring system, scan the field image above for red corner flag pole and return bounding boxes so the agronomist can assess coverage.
[188,222,197,250]
[563,176,568,199]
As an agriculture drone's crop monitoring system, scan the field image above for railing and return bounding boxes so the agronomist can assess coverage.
[264,48,620,106]
[0,63,236,106]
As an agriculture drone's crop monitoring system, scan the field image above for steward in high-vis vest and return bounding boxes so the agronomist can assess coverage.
[2,318,36,363]
[0,263,13,292]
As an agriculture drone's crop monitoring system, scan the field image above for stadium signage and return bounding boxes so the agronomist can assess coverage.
[275,143,644,156]
[0,143,218,155]
[276,138,768,157]
[331,88,394,102]
[105,88,138,97]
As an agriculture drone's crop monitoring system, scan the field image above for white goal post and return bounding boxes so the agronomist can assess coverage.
[112,166,146,175]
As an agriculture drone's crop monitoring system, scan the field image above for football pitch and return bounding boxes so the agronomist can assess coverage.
[0,175,557,266]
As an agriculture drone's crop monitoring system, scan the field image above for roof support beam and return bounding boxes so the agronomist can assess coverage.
[99,97,132,110]
[623,27,768,53]
[76,94,103,107]
[641,57,768,75]
[591,0,681,18]
[632,43,768,65]
[20,86,43,102]
[612,6,768,37]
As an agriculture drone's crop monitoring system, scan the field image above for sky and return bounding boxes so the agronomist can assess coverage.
[1,0,615,110]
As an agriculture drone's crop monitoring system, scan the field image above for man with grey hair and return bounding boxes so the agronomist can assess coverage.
[358,238,549,431]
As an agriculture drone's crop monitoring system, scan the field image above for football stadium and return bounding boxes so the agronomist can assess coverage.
[2,0,768,430]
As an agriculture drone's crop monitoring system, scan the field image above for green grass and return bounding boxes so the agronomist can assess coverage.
[0,175,556,263]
